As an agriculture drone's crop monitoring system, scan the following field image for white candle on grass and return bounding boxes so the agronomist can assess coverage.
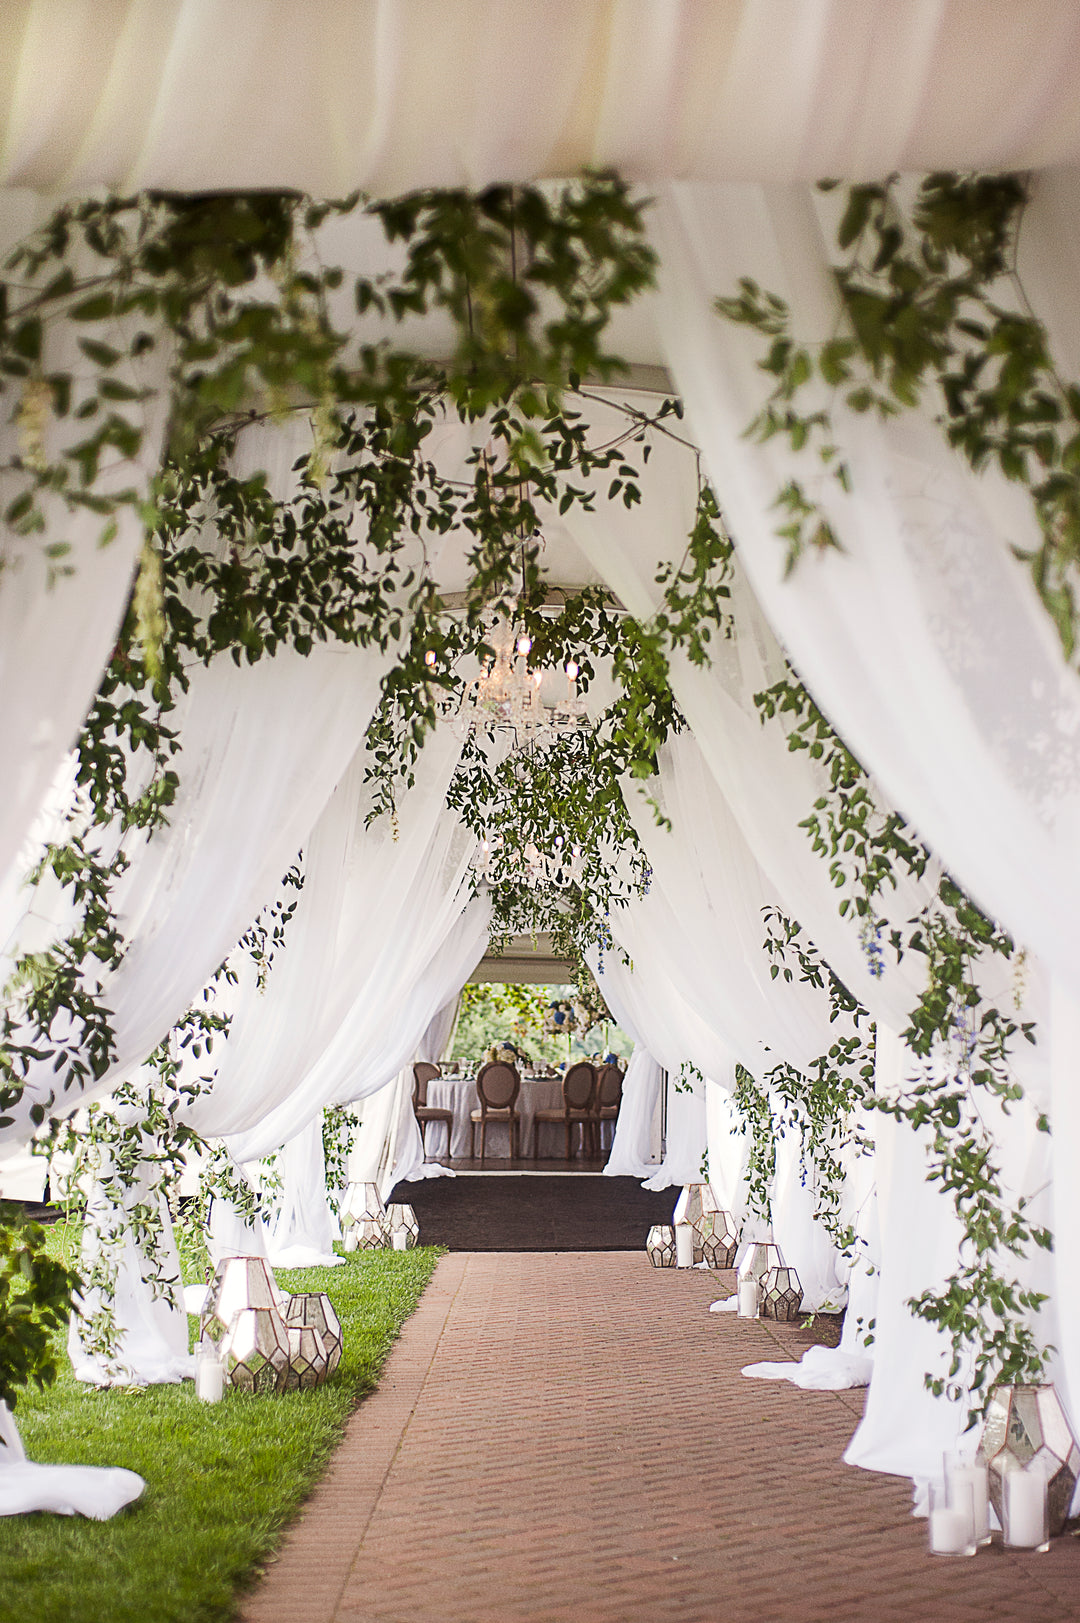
[674,1224,694,1268]
[196,1355,225,1403]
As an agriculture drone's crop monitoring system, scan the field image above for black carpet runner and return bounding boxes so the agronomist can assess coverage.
[392,1174,678,1252]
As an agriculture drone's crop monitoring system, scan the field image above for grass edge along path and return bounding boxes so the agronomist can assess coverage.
[0,1239,442,1623]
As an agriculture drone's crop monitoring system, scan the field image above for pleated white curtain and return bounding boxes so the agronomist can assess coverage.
[4,3,1080,196]
[0,213,172,891]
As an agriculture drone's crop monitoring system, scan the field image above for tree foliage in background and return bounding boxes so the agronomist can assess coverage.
[0,1204,79,1409]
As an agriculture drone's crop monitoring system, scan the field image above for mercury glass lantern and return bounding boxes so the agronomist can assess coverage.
[340,1180,387,1242]
[218,1304,292,1394]
[698,1209,739,1270]
[737,1237,784,1286]
[978,1384,1080,1536]
[646,1224,677,1267]
[282,1322,330,1391]
[384,1202,420,1249]
[284,1292,343,1378]
[200,1255,281,1350]
[759,1259,804,1321]
[672,1182,722,1263]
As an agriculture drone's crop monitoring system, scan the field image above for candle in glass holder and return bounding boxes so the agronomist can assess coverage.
[195,1352,225,1404]
[927,1480,976,1556]
[737,1276,760,1319]
[1002,1463,1050,1552]
[674,1223,695,1269]
[391,1229,408,1251]
[343,1227,358,1253]
[945,1457,990,1546]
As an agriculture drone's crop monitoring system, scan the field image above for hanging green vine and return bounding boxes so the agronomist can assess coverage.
[754,669,1049,1416]
[715,170,1080,659]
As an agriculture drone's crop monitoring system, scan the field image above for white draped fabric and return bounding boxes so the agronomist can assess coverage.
[4,4,1080,196]
[0,638,390,1143]
[189,724,467,1141]
[0,281,170,894]
[262,1117,344,1270]
[67,1108,192,1388]
[0,1400,143,1519]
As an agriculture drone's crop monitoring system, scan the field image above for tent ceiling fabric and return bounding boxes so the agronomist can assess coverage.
[4,1,1080,195]
[470,933,575,985]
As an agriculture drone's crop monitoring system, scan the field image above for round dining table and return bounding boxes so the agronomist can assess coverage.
[423,1073,577,1160]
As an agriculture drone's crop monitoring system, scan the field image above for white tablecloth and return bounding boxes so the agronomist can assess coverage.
[423,1075,584,1160]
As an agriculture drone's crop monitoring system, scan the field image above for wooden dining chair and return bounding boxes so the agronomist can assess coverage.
[412,1061,455,1160]
[532,1062,597,1160]
[470,1061,522,1163]
[593,1062,624,1154]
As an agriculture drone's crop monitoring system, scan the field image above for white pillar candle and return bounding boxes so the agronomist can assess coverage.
[945,1460,990,1544]
[927,1482,975,1556]
[674,1224,695,1268]
[391,1230,408,1251]
[1002,1466,1049,1550]
[343,1227,358,1252]
[195,1355,225,1404]
[737,1276,760,1319]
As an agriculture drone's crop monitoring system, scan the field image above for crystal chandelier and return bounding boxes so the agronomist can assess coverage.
[474,830,584,890]
[461,615,588,747]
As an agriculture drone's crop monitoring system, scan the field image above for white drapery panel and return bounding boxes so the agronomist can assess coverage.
[66,1102,192,1389]
[652,176,1080,1011]
[0,638,390,1144]
[220,810,489,1161]
[0,1399,143,1519]
[188,724,466,1140]
[0,210,172,890]
[625,733,861,1076]
[262,1117,344,1270]
[4,3,1080,195]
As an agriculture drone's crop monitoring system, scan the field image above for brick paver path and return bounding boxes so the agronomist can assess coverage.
[242,1254,1080,1623]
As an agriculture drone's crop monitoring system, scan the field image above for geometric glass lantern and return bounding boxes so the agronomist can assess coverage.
[978,1384,1080,1537]
[284,1292,343,1378]
[646,1224,677,1268]
[341,1180,386,1232]
[218,1305,292,1394]
[759,1258,804,1321]
[282,1322,330,1391]
[698,1209,739,1271]
[672,1183,722,1264]
[384,1202,420,1249]
[200,1255,281,1350]
[350,1217,390,1252]
[737,1237,784,1286]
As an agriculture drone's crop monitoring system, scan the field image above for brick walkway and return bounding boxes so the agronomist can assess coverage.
[242,1254,1080,1623]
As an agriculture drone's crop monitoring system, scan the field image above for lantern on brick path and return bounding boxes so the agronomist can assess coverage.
[698,1210,738,1270]
[284,1292,343,1378]
[672,1183,723,1263]
[978,1385,1080,1536]
[759,1260,804,1322]
[646,1225,676,1267]
[737,1237,782,1286]
[385,1202,420,1250]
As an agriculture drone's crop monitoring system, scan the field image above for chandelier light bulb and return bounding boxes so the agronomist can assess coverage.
[565,659,579,680]
[423,649,437,668]
[516,633,532,656]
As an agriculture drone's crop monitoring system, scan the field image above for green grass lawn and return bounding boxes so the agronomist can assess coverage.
[0,1234,442,1623]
